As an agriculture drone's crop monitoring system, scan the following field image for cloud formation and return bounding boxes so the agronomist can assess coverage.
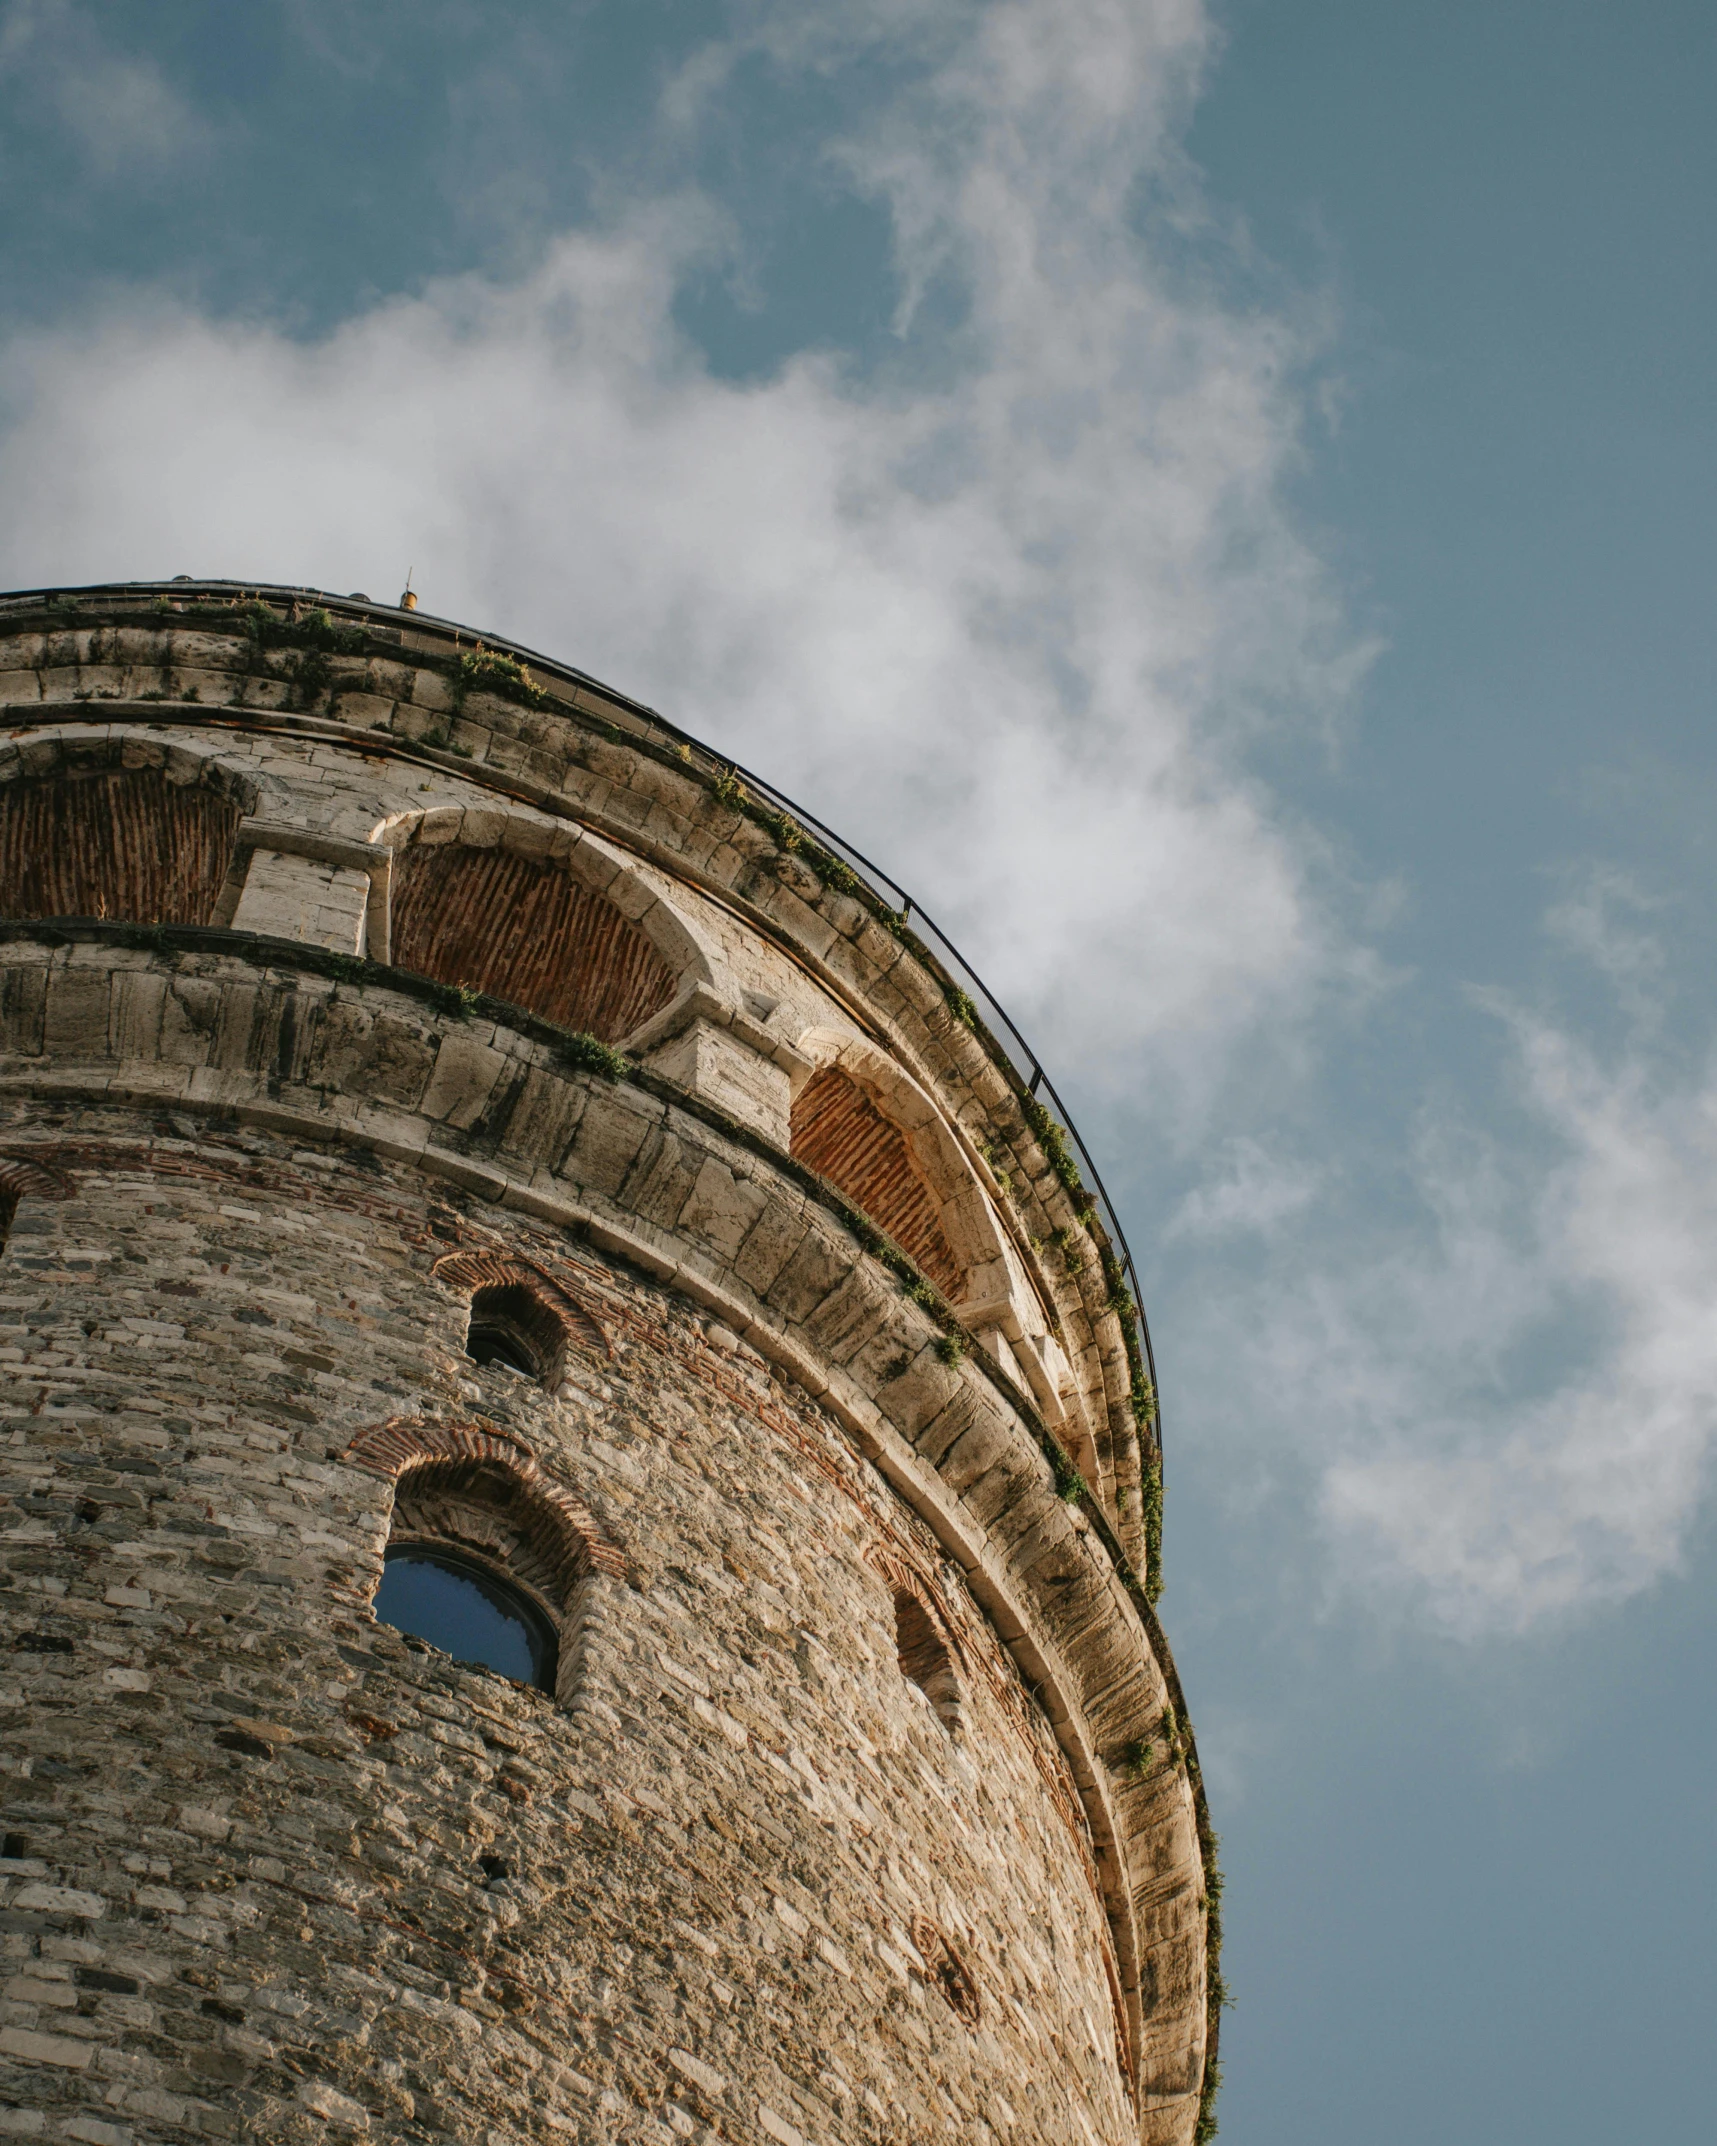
[0,0,1361,1124]
[0,0,212,175]
[1185,897,1717,1636]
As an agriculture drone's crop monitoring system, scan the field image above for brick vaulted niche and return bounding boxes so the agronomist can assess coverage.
[790,1064,962,1299]
[0,585,1216,2146]
[0,759,246,926]
[390,843,677,1042]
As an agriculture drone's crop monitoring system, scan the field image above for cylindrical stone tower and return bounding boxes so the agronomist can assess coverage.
[0,583,1216,2146]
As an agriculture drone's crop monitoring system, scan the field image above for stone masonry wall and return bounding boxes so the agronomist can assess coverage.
[3,1110,1136,2145]
[0,604,1149,1544]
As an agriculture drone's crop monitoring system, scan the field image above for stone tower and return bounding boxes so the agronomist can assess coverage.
[0,583,1217,2146]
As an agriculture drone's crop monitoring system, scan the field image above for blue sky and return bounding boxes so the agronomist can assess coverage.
[2,2,1714,2137]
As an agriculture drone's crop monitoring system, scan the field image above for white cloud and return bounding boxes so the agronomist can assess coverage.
[0,0,1367,1130]
[0,0,213,174]
[1166,1136,1319,1240]
[1543,865,1670,1028]
[1192,932,1717,1636]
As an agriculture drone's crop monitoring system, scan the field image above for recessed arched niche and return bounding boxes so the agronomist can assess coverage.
[791,1063,963,1297]
[0,1156,71,1257]
[0,758,247,928]
[390,840,677,1042]
[790,1037,1088,1458]
[894,1588,962,1734]
[432,1250,610,1392]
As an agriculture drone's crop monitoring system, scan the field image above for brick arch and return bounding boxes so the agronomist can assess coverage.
[431,1250,612,1370]
[0,1156,72,1203]
[862,1541,969,1674]
[791,1063,962,1298]
[0,1153,71,1256]
[0,753,250,928]
[343,1418,628,1607]
[894,1590,962,1733]
[387,826,681,1042]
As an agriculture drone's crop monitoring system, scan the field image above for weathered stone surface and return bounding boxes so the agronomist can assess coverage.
[0,584,1210,2146]
[0,1115,1152,2143]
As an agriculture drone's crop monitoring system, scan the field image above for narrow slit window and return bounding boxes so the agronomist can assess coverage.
[895,1590,960,1732]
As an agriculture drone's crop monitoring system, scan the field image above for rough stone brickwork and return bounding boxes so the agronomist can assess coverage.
[0,584,1216,2146]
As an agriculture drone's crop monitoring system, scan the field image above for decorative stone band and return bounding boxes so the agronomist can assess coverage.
[430,1247,613,1360]
[341,1415,631,1595]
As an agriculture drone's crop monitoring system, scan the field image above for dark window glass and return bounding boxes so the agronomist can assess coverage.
[374,1547,557,1691]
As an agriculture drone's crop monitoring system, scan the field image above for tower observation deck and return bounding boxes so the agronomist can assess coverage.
[0,582,1217,2146]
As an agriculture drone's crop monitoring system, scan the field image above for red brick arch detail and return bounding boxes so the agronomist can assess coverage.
[390,843,676,1044]
[791,1065,962,1298]
[341,1417,629,1582]
[0,763,244,928]
[430,1250,612,1360]
[862,1541,969,1673]
[0,1156,72,1201]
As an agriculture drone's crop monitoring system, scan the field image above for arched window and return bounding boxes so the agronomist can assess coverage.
[434,1254,609,1391]
[391,845,676,1041]
[0,766,242,927]
[895,1590,960,1733]
[792,1065,961,1297]
[369,1452,589,1697]
[375,1545,557,1690]
[0,1157,71,1257]
[465,1281,564,1383]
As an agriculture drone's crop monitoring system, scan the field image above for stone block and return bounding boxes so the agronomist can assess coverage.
[230,851,368,954]
[43,970,112,1060]
[645,1019,792,1146]
[559,1091,658,1199]
[676,1158,769,1265]
[762,1228,852,1327]
[0,2025,94,2068]
[418,1032,507,1130]
[490,1063,587,1167]
[103,970,166,1059]
[0,962,47,1055]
